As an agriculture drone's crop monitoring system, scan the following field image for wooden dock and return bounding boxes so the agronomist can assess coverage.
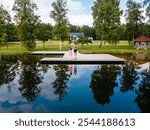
[31,51,65,55]
[35,51,126,64]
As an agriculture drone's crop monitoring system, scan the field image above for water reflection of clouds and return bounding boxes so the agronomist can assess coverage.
[39,68,58,100]
[0,102,33,113]
[0,84,25,104]
[0,67,58,112]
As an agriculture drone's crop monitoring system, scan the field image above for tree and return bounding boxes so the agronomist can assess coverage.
[69,24,81,32]
[0,5,11,48]
[6,23,19,42]
[81,25,96,40]
[13,0,39,50]
[50,0,69,50]
[146,4,150,24]
[92,0,122,47]
[36,23,52,49]
[125,0,144,40]
[77,36,90,46]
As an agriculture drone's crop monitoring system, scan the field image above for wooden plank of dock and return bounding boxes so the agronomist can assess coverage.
[31,51,66,55]
[40,51,126,64]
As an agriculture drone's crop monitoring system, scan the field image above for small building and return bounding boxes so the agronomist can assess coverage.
[70,32,84,41]
[133,36,150,49]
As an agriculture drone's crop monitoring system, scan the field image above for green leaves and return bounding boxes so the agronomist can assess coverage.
[50,0,69,42]
[125,0,145,40]
[13,0,39,50]
[92,0,122,45]
[0,5,10,47]
[146,4,150,23]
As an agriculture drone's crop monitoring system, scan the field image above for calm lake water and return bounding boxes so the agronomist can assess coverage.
[0,53,150,113]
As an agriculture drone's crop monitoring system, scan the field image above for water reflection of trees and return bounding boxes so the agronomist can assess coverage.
[0,54,18,88]
[135,66,150,113]
[52,65,70,101]
[90,65,120,105]
[18,55,43,102]
[120,62,139,93]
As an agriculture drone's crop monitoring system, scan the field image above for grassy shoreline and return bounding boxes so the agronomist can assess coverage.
[0,40,150,55]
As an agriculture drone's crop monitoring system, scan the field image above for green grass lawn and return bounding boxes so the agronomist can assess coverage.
[0,40,150,55]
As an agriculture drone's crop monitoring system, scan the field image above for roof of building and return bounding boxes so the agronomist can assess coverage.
[134,36,150,42]
[70,32,84,35]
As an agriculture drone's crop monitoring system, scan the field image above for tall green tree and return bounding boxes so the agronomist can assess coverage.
[125,0,144,40]
[6,23,19,42]
[146,4,150,24]
[13,0,39,50]
[0,5,11,48]
[50,0,69,50]
[92,0,122,47]
[35,23,53,50]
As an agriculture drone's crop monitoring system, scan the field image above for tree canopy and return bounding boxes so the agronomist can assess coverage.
[13,0,39,50]
[125,0,145,40]
[50,0,69,50]
[0,5,11,48]
[92,0,122,47]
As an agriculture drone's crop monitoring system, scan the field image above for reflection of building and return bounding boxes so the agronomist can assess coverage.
[133,36,150,49]
[70,32,84,41]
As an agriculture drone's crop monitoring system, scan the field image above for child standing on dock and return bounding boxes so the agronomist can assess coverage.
[70,41,77,59]
[69,48,73,58]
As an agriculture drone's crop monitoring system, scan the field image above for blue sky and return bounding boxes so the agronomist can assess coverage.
[0,0,145,26]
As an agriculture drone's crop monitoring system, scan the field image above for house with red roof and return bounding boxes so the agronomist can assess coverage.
[133,36,150,49]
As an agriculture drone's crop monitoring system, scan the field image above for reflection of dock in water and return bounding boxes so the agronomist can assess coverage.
[31,51,126,64]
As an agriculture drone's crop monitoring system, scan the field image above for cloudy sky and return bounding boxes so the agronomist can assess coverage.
[0,0,144,26]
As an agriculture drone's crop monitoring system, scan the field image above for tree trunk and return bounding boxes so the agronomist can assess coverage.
[62,41,64,48]
[132,34,135,41]
[6,42,8,49]
[43,41,45,50]
[60,38,62,50]
[21,42,23,49]
[99,36,104,48]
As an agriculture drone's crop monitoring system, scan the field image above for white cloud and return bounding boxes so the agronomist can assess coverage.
[0,0,93,26]
[69,14,93,26]
[1,0,146,27]
[121,15,126,24]
[67,0,85,15]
